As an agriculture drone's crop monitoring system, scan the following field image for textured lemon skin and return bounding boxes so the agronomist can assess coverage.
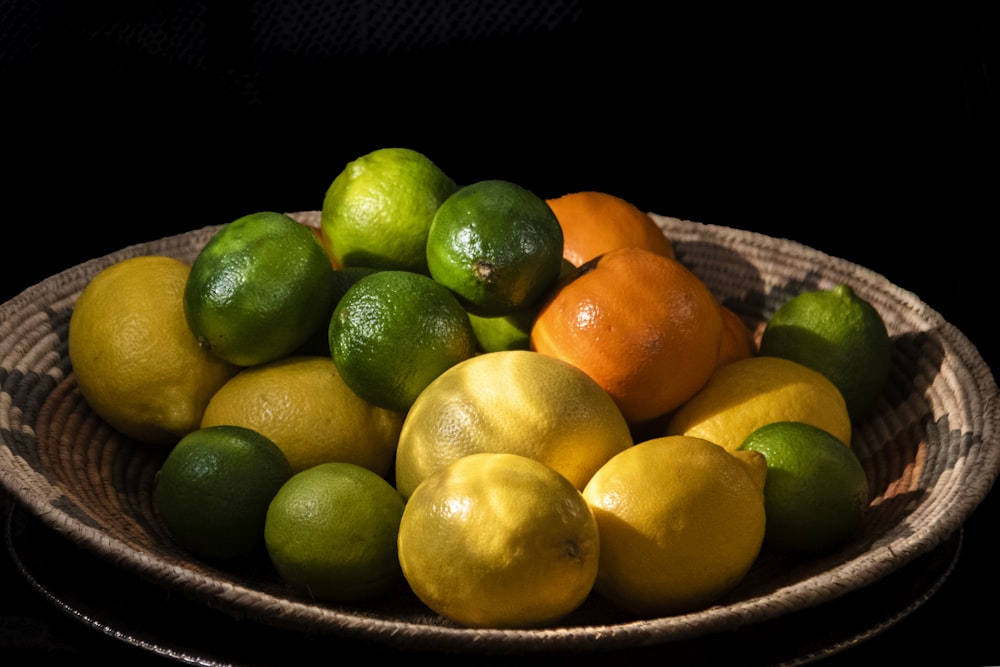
[583,436,767,617]
[665,356,853,450]
[68,255,239,445]
[394,349,633,500]
[398,452,600,628]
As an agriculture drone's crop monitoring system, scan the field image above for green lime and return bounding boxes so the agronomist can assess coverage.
[320,147,458,274]
[264,462,406,603]
[329,270,477,412]
[738,421,869,555]
[426,179,564,317]
[153,425,293,560]
[184,211,338,367]
[468,258,574,352]
[759,284,891,421]
[293,266,381,357]
[467,306,536,352]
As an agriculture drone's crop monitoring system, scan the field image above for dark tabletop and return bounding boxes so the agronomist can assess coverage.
[2,4,997,665]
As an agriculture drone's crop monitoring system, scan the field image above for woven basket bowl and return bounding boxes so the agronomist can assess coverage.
[1,211,997,654]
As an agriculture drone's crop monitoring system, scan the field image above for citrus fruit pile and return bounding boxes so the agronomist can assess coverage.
[66,146,891,627]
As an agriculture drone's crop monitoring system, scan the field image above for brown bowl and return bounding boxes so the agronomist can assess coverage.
[1,211,997,654]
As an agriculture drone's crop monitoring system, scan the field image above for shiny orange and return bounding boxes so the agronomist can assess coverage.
[545,191,675,267]
[717,304,757,368]
[531,247,723,424]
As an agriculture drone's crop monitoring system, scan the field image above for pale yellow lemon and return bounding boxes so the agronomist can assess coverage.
[398,452,599,628]
[665,356,852,451]
[200,356,404,477]
[583,435,767,617]
[68,256,239,445]
[394,349,633,500]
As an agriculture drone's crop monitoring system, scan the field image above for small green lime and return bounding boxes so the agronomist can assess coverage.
[329,270,477,412]
[738,421,869,555]
[154,425,293,560]
[321,147,458,273]
[759,284,891,421]
[293,266,381,357]
[184,211,338,366]
[265,462,406,603]
[426,179,564,317]
[467,258,573,352]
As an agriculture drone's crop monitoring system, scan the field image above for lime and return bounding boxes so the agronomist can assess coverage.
[467,305,536,352]
[264,462,406,603]
[68,256,239,445]
[294,265,381,357]
[739,421,870,554]
[200,356,404,476]
[320,147,458,274]
[184,211,338,367]
[583,436,766,617]
[153,425,293,560]
[467,258,573,352]
[398,452,599,628]
[426,179,564,317]
[328,270,477,412]
[759,284,891,421]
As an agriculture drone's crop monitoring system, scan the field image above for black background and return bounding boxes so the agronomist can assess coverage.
[2,3,997,665]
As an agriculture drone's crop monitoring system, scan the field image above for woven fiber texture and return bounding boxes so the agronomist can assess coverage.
[0,213,997,654]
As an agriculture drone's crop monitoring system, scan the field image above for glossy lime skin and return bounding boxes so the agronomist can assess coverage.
[328,270,476,412]
[739,421,869,555]
[184,211,338,367]
[154,425,293,560]
[426,179,564,317]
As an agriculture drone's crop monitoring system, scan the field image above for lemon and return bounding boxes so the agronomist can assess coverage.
[320,147,458,273]
[394,349,633,500]
[264,462,406,603]
[68,256,240,445]
[184,211,339,367]
[664,355,853,450]
[154,425,293,560]
[398,452,599,628]
[759,284,892,421]
[426,179,564,317]
[739,421,870,554]
[199,356,404,476]
[582,435,767,617]
[328,270,476,412]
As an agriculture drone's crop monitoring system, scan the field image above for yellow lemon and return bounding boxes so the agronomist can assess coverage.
[68,256,240,445]
[664,356,853,450]
[394,350,633,500]
[398,452,600,628]
[583,435,767,617]
[200,356,404,477]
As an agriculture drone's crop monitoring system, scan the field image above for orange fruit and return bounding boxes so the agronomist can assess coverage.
[531,247,723,424]
[545,191,675,267]
[717,303,757,368]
